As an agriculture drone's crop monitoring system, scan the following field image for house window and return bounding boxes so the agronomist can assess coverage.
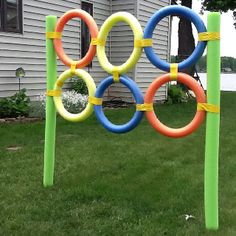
[0,0,22,33]
[81,1,93,67]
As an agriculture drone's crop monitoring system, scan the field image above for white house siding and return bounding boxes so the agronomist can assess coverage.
[106,0,136,102]
[0,0,110,99]
[106,0,171,102]
[81,0,111,100]
[85,0,111,77]
[0,0,76,98]
[0,0,170,103]
[136,0,171,101]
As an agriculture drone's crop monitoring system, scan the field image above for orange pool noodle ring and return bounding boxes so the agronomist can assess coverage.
[144,73,206,138]
[54,9,98,68]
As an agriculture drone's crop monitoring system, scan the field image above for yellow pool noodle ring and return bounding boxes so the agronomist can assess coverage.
[53,69,96,122]
[96,11,143,75]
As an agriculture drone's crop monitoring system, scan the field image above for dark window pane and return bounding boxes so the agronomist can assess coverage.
[81,20,90,58]
[0,1,2,29]
[6,0,21,32]
[81,2,93,67]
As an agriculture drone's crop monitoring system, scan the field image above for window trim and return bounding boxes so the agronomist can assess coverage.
[0,0,23,34]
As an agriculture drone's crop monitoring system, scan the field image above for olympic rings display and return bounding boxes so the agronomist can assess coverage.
[144,5,207,72]
[53,69,96,122]
[51,7,208,136]
[144,73,206,138]
[93,75,144,133]
[96,12,143,75]
[54,9,98,68]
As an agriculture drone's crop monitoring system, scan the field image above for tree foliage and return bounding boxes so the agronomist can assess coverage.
[201,0,236,28]
[201,0,236,12]
[197,56,236,72]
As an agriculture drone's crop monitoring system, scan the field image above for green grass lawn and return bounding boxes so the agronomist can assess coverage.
[0,92,236,235]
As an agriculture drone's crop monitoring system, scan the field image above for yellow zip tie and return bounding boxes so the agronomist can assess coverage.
[46,32,62,39]
[88,96,103,105]
[136,103,153,111]
[56,80,63,88]
[112,67,120,83]
[134,39,153,47]
[198,32,220,41]
[170,63,178,80]
[70,62,77,75]
[46,90,61,97]
[197,103,220,113]
[91,38,106,46]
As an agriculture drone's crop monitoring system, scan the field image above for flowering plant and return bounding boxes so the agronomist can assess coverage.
[39,90,88,117]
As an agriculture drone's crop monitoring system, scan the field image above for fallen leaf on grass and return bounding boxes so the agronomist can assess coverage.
[6,146,22,151]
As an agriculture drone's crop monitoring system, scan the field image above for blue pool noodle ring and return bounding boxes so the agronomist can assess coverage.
[144,5,207,72]
[94,75,144,133]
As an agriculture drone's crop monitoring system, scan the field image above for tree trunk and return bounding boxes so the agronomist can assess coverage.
[178,0,195,77]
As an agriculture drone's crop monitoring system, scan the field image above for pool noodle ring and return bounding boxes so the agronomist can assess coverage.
[145,73,206,138]
[94,75,144,133]
[53,69,96,122]
[144,5,207,72]
[54,9,98,68]
[96,12,143,75]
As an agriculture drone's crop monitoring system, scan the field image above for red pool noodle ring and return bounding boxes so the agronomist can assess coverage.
[144,73,206,138]
[54,9,98,68]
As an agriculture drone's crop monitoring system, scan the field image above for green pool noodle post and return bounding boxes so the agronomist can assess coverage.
[204,12,221,230]
[43,16,57,187]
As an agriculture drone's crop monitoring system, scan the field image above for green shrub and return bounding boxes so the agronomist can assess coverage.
[166,85,187,104]
[70,77,88,95]
[0,89,30,118]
